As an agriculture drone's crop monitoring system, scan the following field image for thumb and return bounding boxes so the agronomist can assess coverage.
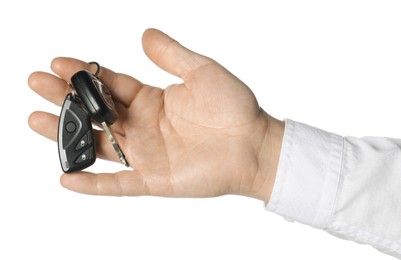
[141,28,212,80]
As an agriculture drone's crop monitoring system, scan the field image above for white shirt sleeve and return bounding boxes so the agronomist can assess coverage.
[266,119,401,259]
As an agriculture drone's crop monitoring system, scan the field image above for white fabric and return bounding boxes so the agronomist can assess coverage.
[266,119,401,259]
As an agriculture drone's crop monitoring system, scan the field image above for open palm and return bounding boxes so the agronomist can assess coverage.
[29,29,282,201]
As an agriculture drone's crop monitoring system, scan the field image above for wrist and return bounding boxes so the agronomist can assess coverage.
[243,111,285,201]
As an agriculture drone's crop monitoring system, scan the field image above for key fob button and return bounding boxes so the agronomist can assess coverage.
[75,148,94,164]
[65,121,77,133]
[74,131,91,151]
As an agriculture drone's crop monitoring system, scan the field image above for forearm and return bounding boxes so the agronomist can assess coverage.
[265,119,401,258]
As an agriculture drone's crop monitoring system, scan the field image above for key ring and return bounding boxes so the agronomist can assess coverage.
[89,61,101,77]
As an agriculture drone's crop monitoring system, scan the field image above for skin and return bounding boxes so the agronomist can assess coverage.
[28,28,284,202]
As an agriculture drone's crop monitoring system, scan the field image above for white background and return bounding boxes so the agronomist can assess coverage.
[0,0,400,259]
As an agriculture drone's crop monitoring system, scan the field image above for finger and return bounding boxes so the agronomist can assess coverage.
[60,170,149,196]
[93,128,124,163]
[28,111,59,141]
[28,71,71,106]
[28,111,122,162]
[141,28,214,81]
[51,57,144,106]
[51,57,112,84]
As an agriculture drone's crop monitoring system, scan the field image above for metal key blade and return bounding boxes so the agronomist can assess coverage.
[101,121,129,167]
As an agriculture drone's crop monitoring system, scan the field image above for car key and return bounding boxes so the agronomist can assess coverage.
[58,69,129,173]
[72,70,129,167]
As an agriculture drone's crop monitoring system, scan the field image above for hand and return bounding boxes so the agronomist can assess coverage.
[28,28,284,201]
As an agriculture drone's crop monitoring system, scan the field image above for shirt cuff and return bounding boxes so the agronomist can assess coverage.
[266,119,344,229]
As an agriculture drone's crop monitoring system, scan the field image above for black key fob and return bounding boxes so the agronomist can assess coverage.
[58,93,95,172]
[58,70,121,173]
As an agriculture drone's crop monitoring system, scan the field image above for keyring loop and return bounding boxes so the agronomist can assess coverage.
[88,61,101,77]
